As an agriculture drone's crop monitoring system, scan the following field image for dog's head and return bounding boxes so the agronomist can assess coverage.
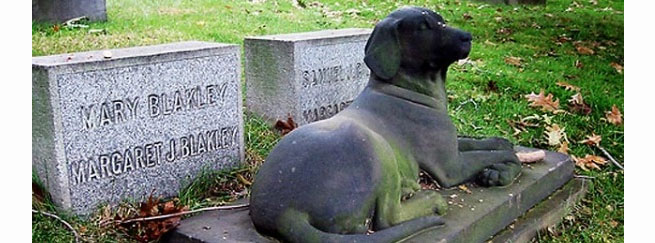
[364,7,472,80]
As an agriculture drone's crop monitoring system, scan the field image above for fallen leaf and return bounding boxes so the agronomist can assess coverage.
[579,133,602,146]
[609,220,619,227]
[497,28,512,35]
[576,45,595,55]
[556,81,581,92]
[525,90,562,113]
[610,62,623,74]
[558,141,570,154]
[52,24,60,32]
[568,93,592,115]
[505,56,522,67]
[274,115,298,135]
[605,105,623,125]
[575,59,584,69]
[458,185,472,194]
[573,154,607,171]
[462,13,473,20]
[544,124,567,146]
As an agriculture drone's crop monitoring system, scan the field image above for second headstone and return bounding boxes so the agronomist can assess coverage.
[245,28,372,126]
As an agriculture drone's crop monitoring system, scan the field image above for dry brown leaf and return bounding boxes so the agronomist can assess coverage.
[573,154,607,171]
[556,81,580,91]
[525,90,562,113]
[568,93,592,114]
[605,105,623,125]
[609,220,619,227]
[558,141,570,154]
[610,62,623,74]
[274,115,298,135]
[505,56,522,67]
[579,133,602,146]
[458,185,472,194]
[544,124,567,146]
[576,45,595,55]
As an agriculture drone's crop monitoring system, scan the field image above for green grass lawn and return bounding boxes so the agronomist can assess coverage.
[32,0,624,242]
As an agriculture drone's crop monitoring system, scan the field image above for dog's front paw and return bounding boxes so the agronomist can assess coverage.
[477,161,521,187]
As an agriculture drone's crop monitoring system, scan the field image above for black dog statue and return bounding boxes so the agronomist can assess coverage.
[250,6,522,243]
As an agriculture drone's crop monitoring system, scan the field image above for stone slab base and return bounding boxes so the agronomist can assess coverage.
[165,147,573,242]
[490,178,588,243]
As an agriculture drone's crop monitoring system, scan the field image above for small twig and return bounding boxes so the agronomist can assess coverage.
[32,209,81,243]
[455,98,479,111]
[596,145,624,170]
[574,175,596,179]
[118,203,249,224]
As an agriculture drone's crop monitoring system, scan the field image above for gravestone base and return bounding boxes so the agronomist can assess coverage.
[165,147,575,242]
[490,178,587,243]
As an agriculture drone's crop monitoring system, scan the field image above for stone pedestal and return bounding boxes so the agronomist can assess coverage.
[33,0,108,23]
[166,148,579,242]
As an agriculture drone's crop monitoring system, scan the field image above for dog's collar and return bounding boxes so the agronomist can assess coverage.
[368,79,443,112]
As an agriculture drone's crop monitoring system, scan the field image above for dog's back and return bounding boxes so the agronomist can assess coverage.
[250,118,383,236]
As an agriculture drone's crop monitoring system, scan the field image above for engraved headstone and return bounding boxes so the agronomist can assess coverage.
[32,41,244,215]
[245,28,372,125]
[33,0,108,23]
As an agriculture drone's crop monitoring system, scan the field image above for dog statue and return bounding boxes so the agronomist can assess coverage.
[250,6,522,243]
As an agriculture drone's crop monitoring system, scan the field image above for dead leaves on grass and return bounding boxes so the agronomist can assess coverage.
[114,193,189,242]
[524,90,563,113]
[544,124,568,147]
[579,133,602,146]
[504,56,523,67]
[604,105,623,125]
[573,154,608,171]
[610,62,623,74]
[568,93,592,115]
[556,81,580,92]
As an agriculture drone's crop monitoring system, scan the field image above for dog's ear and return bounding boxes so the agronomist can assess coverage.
[364,18,401,80]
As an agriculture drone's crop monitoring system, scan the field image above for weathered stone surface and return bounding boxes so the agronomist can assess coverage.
[32,41,244,215]
[164,206,274,243]
[33,0,108,23]
[405,147,574,242]
[245,28,372,126]
[491,178,588,243]
[166,147,573,243]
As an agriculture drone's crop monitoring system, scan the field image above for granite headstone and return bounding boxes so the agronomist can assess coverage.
[33,0,108,23]
[32,41,244,215]
[245,28,372,126]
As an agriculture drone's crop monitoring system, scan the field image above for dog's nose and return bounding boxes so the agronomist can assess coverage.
[460,32,472,42]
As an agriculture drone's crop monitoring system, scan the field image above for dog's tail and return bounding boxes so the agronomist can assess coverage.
[277,209,444,243]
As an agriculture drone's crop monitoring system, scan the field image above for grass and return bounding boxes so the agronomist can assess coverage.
[32,0,623,242]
